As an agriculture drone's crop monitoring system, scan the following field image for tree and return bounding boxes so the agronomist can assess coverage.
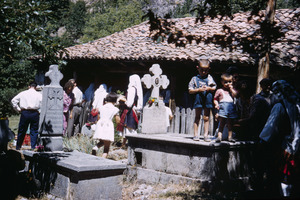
[0,0,69,117]
[81,0,144,42]
[143,0,299,93]
[60,0,87,47]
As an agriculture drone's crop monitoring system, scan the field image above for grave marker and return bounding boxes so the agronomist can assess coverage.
[39,64,64,151]
[141,64,170,134]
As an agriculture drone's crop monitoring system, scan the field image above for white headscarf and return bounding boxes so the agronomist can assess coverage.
[127,74,143,110]
[92,84,108,110]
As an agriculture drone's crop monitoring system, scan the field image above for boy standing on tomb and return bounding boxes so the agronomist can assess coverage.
[188,59,216,142]
[214,73,238,143]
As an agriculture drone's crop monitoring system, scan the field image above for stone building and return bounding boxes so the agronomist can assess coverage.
[32,8,299,108]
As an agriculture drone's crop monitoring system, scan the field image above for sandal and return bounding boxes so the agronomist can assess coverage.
[203,136,211,142]
[228,138,236,143]
[215,137,222,143]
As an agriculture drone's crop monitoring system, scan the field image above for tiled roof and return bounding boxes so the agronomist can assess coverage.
[63,8,299,69]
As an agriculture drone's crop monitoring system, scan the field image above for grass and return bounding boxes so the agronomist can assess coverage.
[8,115,20,134]
[7,114,123,153]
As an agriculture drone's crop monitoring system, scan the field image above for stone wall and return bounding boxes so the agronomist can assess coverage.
[126,133,256,192]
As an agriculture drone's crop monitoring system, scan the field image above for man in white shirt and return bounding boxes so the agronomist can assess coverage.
[67,79,83,137]
[11,82,42,150]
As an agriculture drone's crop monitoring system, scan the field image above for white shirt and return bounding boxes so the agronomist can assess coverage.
[11,88,42,112]
[72,86,83,105]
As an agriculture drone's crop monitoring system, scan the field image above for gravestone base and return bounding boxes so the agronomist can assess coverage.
[39,136,63,151]
[126,133,256,193]
[22,151,126,200]
[141,100,167,134]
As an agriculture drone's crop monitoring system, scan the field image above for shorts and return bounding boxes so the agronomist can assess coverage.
[218,102,238,119]
[193,92,213,109]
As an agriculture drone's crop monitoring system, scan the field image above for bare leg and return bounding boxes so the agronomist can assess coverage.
[193,108,202,140]
[227,119,235,142]
[216,117,226,142]
[102,140,111,158]
[92,140,104,155]
[203,108,210,137]
[122,137,127,148]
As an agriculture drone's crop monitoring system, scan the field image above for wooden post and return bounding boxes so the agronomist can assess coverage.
[256,52,270,93]
[174,107,180,133]
[180,108,186,134]
[256,0,276,94]
[186,108,193,135]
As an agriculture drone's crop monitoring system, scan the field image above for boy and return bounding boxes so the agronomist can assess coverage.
[188,59,216,141]
[214,73,238,143]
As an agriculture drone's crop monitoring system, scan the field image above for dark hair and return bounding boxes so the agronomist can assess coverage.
[105,92,118,103]
[29,81,37,88]
[226,66,239,75]
[236,80,252,99]
[64,81,74,91]
[259,78,272,87]
[220,73,232,81]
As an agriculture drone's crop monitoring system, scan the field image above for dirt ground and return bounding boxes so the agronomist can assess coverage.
[7,116,229,200]
[9,144,213,200]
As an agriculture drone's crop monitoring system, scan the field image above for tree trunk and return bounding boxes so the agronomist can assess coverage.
[256,0,276,94]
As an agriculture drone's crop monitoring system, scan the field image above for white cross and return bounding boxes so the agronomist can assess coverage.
[141,64,169,99]
[45,64,63,87]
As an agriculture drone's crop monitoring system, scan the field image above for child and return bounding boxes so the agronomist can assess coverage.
[116,95,128,148]
[63,81,74,135]
[92,92,120,158]
[188,59,216,142]
[214,73,238,143]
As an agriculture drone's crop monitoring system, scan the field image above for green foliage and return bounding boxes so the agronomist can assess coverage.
[63,135,95,154]
[277,0,300,8]
[60,0,87,47]
[81,0,144,42]
[0,50,34,117]
[0,0,69,117]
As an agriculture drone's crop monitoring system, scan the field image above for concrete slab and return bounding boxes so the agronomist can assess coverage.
[23,150,126,200]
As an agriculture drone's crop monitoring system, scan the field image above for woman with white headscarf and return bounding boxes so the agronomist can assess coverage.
[92,84,108,111]
[117,75,143,147]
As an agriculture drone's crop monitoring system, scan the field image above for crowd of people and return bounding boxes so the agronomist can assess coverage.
[188,59,281,143]
[188,59,300,197]
[10,60,299,197]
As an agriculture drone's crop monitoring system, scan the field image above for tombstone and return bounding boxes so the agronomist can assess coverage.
[38,65,64,151]
[141,64,170,134]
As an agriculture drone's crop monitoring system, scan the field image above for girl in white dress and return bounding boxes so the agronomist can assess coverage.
[92,92,120,158]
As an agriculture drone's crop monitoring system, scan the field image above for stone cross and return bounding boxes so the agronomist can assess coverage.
[141,64,170,134]
[39,64,64,151]
[141,64,169,99]
[45,64,63,87]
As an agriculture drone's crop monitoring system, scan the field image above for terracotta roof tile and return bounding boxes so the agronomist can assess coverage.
[61,8,299,69]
